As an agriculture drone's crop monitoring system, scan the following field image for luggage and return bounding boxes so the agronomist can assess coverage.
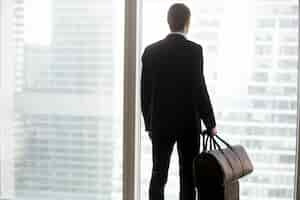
[193,132,254,200]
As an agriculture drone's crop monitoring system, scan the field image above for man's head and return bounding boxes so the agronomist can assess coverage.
[167,3,191,33]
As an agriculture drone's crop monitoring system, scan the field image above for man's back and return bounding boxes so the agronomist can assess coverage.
[141,33,215,134]
[143,4,217,200]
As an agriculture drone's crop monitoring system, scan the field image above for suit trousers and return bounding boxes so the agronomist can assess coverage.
[149,129,200,200]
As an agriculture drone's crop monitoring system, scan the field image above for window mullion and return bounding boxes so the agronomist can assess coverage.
[123,0,139,200]
[295,1,300,199]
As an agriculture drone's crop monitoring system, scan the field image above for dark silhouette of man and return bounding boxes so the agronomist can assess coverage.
[141,3,217,200]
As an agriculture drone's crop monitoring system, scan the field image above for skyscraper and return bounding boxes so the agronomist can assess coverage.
[13,0,123,199]
[141,0,298,200]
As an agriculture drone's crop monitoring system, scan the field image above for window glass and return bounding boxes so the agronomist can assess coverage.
[1,0,124,199]
[141,0,299,199]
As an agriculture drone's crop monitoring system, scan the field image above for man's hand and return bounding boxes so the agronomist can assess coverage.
[210,127,217,136]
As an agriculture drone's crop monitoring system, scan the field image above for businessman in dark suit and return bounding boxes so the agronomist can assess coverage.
[141,3,217,200]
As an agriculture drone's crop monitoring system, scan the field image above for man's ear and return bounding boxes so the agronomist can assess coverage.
[184,18,190,33]
[184,24,189,33]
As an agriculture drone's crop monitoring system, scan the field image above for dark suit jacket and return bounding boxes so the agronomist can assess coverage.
[141,34,216,135]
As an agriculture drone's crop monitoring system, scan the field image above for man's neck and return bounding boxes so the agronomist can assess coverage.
[169,31,186,38]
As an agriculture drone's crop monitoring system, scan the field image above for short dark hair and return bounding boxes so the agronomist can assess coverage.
[167,3,191,32]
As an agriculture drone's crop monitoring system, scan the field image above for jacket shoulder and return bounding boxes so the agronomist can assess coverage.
[186,40,203,51]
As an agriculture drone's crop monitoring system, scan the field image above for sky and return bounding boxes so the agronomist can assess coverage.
[24,0,52,46]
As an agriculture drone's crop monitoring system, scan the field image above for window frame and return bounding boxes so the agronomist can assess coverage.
[123,0,141,200]
[0,0,2,195]
[0,0,15,198]
[295,1,300,199]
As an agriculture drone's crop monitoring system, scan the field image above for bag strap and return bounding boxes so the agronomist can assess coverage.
[213,135,245,174]
[202,134,210,152]
[202,133,223,153]
[203,134,236,180]
[215,135,233,150]
[201,131,245,175]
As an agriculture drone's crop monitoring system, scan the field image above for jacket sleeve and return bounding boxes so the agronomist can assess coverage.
[194,46,216,130]
[141,49,153,131]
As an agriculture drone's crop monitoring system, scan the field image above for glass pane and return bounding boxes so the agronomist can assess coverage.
[2,0,124,199]
[141,0,299,200]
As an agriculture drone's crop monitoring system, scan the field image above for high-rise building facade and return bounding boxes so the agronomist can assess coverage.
[0,0,298,200]
[141,0,298,200]
[11,0,124,199]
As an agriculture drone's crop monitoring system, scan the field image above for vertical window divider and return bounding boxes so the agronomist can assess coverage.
[295,1,300,199]
[0,0,14,198]
[123,0,141,200]
[0,0,3,195]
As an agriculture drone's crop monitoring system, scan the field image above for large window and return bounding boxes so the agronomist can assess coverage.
[0,0,299,200]
[0,0,124,199]
[141,0,299,200]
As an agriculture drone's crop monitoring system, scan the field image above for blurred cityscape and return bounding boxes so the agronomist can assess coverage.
[141,0,298,200]
[0,0,298,200]
[12,0,123,199]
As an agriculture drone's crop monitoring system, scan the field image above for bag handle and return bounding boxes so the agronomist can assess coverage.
[202,134,210,152]
[204,132,245,174]
[202,132,223,153]
[215,135,234,151]
[201,130,234,151]
[201,133,236,179]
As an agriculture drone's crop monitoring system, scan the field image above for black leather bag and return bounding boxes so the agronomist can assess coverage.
[193,132,254,200]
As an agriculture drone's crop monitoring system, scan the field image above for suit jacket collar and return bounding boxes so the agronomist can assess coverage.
[169,31,186,38]
[166,32,187,40]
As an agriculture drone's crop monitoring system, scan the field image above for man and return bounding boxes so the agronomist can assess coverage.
[141,3,217,200]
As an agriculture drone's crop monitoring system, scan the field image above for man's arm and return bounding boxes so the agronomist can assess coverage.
[194,46,216,132]
[141,49,152,131]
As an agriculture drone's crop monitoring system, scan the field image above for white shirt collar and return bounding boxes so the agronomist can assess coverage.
[169,31,187,38]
